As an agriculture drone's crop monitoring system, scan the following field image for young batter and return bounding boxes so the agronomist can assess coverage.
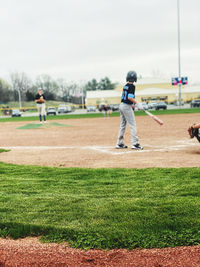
[116,71,143,150]
[35,88,47,123]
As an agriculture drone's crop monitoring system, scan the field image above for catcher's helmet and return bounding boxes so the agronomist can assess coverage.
[126,71,137,82]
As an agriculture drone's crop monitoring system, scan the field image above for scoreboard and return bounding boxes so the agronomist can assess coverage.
[172,77,188,85]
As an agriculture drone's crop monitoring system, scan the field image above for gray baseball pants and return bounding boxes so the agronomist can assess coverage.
[116,102,138,146]
[37,103,46,116]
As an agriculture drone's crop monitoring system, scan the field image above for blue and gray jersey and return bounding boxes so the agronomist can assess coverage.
[121,83,135,105]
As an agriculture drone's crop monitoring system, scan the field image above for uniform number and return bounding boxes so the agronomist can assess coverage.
[122,90,127,100]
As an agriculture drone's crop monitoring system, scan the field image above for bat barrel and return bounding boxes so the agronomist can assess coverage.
[152,115,163,125]
[144,110,163,126]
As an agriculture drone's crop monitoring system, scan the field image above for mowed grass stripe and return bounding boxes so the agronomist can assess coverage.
[0,108,200,122]
[0,162,199,249]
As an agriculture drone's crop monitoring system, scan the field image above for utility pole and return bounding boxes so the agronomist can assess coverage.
[82,88,84,109]
[18,89,22,109]
[177,0,182,106]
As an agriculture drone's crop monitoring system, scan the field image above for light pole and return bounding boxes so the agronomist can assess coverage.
[18,89,22,109]
[177,0,182,106]
[82,88,84,109]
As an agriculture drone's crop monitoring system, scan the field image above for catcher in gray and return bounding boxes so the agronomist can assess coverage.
[116,71,144,150]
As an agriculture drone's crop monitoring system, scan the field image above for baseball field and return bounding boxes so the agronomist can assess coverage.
[0,110,200,265]
[0,111,200,168]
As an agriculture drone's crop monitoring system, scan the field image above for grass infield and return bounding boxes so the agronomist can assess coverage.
[0,162,199,249]
[0,108,200,122]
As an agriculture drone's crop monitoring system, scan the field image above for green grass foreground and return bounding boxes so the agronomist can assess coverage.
[0,108,200,122]
[0,162,199,249]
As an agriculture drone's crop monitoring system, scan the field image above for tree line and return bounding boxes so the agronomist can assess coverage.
[0,72,116,104]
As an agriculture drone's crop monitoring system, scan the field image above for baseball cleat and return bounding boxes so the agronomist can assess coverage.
[116,144,128,149]
[132,144,143,150]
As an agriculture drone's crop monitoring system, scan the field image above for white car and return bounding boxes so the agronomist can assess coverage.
[12,109,22,117]
[47,107,56,115]
[87,105,96,112]
[148,102,157,109]
[58,105,67,114]
[142,103,149,110]
[58,105,71,114]
[66,105,72,112]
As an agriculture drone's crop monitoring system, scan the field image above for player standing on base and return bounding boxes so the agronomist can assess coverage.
[35,88,47,123]
[116,71,143,150]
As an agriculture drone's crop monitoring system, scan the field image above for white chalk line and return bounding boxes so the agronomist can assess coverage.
[1,140,196,155]
[84,139,196,155]
[2,146,75,150]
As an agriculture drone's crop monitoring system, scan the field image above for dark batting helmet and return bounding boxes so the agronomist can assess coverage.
[126,71,137,82]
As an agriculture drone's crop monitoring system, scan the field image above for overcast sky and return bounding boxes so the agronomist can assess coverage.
[0,0,200,84]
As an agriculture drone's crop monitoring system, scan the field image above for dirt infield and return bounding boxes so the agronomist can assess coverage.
[0,237,200,267]
[0,113,199,168]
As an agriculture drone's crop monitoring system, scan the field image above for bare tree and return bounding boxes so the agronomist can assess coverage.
[35,74,58,100]
[35,74,58,92]
[0,78,13,102]
[56,78,68,98]
[9,72,32,107]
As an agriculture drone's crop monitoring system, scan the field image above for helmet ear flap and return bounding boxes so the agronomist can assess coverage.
[126,71,137,82]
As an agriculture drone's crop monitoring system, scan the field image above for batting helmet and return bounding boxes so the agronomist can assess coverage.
[126,71,137,82]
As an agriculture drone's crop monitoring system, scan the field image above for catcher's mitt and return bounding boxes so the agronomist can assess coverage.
[37,97,45,103]
[188,125,200,142]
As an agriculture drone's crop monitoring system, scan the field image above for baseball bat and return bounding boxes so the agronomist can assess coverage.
[144,110,164,126]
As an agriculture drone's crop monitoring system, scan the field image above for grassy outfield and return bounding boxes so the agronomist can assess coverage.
[0,108,200,123]
[0,162,199,249]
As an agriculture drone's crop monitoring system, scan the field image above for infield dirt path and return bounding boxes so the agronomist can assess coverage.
[0,113,199,168]
[0,237,200,267]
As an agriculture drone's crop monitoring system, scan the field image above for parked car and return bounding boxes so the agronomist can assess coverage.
[111,104,120,111]
[174,101,184,106]
[47,107,56,116]
[142,102,149,110]
[148,102,157,109]
[58,105,72,114]
[58,105,67,114]
[155,102,167,110]
[87,105,96,112]
[66,105,72,113]
[190,100,200,108]
[12,109,21,117]
[2,106,12,116]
